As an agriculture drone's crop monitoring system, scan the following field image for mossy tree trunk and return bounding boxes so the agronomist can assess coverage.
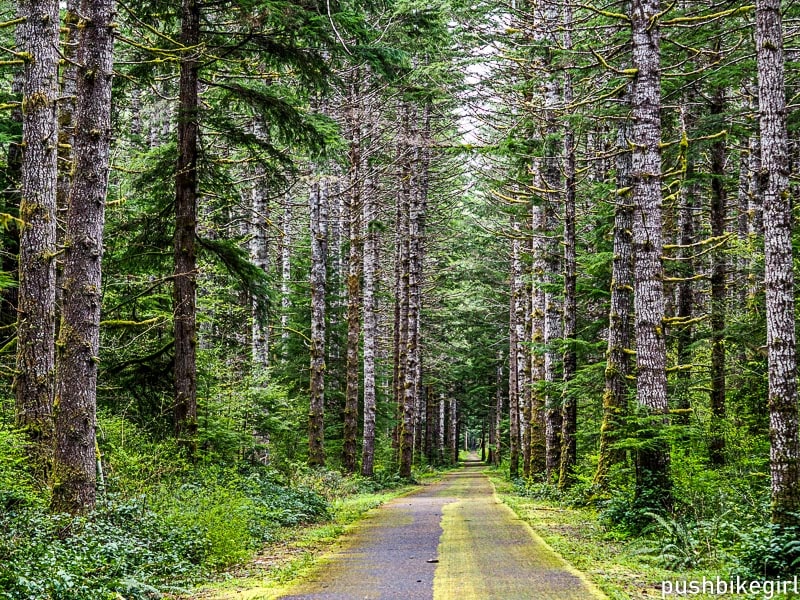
[51,0,115,514]
[343,76,363,474]
[755,0,800,525]
[594,124,633,491]
[508,218,523,479]
[559,6,578,488]
[14,0,59,474]
[361,175,378,476]
[708,88,727,467]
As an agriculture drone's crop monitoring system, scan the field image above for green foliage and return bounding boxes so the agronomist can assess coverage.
[635,511,735,570]
[0,498,203,600]
[736,523,800,578]
[0,416,334,598]
[0,426,42,510]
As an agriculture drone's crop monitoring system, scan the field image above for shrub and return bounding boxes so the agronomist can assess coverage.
[736,522,800,578]
[0,426,43,510]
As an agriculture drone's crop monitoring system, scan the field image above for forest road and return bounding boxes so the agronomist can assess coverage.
[278,460,606,600]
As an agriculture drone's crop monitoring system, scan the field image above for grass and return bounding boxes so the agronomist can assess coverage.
[487,472,718,600]
[193,474,441,599]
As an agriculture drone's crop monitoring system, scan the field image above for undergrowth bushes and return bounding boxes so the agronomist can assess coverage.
[509,444,800,580]
[0,417,364,600]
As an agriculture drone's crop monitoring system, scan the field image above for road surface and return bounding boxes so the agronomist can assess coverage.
[278,461,606,599]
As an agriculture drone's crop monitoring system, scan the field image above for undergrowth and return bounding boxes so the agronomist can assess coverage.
[0,415,407,600]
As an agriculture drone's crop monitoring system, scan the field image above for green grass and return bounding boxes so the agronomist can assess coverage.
[488,473,714,600]
[488,472,800,600]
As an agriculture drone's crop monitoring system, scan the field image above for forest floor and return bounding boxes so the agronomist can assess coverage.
[200,459,606,599]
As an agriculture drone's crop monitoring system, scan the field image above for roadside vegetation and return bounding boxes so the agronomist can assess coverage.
[0,418,436,600]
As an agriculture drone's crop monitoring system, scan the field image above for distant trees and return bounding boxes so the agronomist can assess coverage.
[5,0,800,537]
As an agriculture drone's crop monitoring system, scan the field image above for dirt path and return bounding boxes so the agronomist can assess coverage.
[278,462,606,599]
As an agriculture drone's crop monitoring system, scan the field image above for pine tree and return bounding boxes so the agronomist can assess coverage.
[52,0,115,514]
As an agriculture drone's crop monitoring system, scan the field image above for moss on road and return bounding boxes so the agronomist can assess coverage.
[270,462,606,599]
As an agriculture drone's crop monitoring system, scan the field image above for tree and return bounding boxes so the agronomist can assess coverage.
[630,0,672,509]
[308,179,328,467]
[173,0,200,452]
[14,0,59,472]
[342,75,363,473]
[756,0,800,525]
[51,0,115,514]
[593,124,633,491]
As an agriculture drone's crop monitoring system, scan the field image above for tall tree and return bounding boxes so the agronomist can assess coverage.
[343,78,363,473]
[593,124,633,490]
[708,88,727,466]
[756,0,800,524]
[51,0,115,514]
[559,0,578,488]
[173,0,200,451]
[308,180,328,467]
[630,0,672,509]
[361,175,379,476]
[14,0,59,471]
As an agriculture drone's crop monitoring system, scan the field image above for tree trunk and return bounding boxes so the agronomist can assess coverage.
[280,199,292,348]
[449,397,458,464]
[594,125,633,491]
[756,0,800,525]
[544,207,562,481]
[343,83,363,473]
[425,386,435,464]
[55,0,80,340]
[708,89,727,466]
[559,19,578,487]
[439,391,446,464]
[508,220,522,478]
[673,102,696,426]
[14,0,60,472]
[494,356,503,465]
[631,0,672,509]
[308,180,328,467]
[173,0,200,452]
[361,176,378,476]
[530,205,546,477]
[51,0,115,514]
[397,105,414,478]
[249,121,269,369]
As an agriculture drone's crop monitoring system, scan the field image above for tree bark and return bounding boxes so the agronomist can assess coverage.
[594,125,633,491]
[173,0,200,452]
[494,357,503,466]
[280,199,292,349]
[449,397,458,464]
[398,105,414,478]
[673,102,696,426]
[530,205,546,477]
[631,0,672,509]
[559,15,578,487]
[343,81,363,473]
[508,219,523,478]
[51,0,115,514]
[14,0,60,472]
[249,120,269,369]
[708,89,727,466]
[308,180,328,467]
[361,176,378,476]
[756,0,800,525]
